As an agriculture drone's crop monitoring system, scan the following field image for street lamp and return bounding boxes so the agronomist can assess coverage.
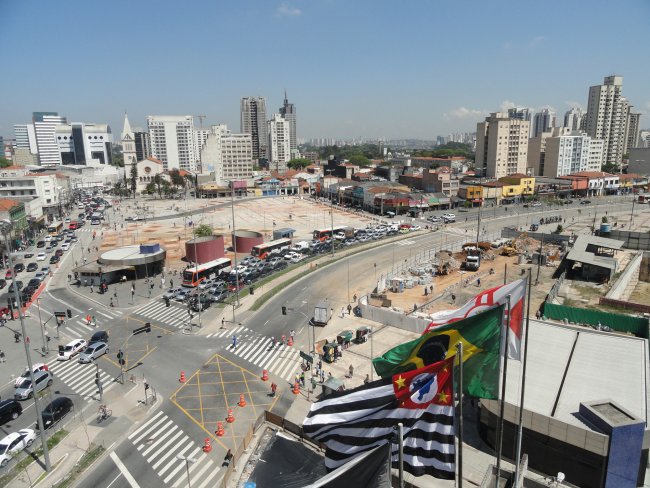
[0,220,51,472]
[176,453,197,488]
[325,169,335,257]
[226,180,240,323]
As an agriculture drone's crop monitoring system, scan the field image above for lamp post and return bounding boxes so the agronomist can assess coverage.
[0,220,51,472]
[227,180,240,314]
[629,194,636,230]
[325,169,335,257]
[176,454,197,488]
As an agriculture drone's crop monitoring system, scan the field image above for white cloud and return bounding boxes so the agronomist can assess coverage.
[444,107,485,119]
[500,100,518,111]
[530,35,545,46]
[276,2,301,17]
[565,101,584,110]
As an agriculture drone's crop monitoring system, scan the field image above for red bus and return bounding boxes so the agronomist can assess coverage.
[182,258,232,287]
[251,238,291,260]
[312,226,349,241]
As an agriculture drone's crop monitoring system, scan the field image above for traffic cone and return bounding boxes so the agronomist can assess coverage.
[179,371,186,383]
[226,409,235,423]
[238,394,246,407]
[292,381,300,395]
[203,437,212,453]
[261,369,268,381]
[288,336,294,346]
[215,421,225,437]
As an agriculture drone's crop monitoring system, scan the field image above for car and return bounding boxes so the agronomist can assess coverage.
[40,397,74,430]
[26,262,38,272]
[267,256,283,267]
[57,339,87,361]
[44,235,52,242]
[210,290,228,302]
[563,199,574,205]
[173,289,191,302]
[410,225,422,231]
[208,283,227,295]
[289,253,305,263]
[228,281,246,292]
[27,278,41,288]
[91,219,101,225]
[0,279,5,289]
[36,241,45,248]
[64,218,71,223]
[49,255,60,265]
[78,342,109,363]
[61,243,70,251]
[580,199,591,205]
[13,263,25,273]
[0,429,36,467]
[54,249,64,257]
[89,330,109,344]
[40,266,50,275]
[14,370,53,400]
[273,260,288,271]
[55,234,65,241]
[230,265,248,275]
[442,213,456,221]
[163,287,182,299]
[531,201,542,207]
[70,234,79,241]
[198,279,215,290]
[24,253,33,259]
[0,400,23,425]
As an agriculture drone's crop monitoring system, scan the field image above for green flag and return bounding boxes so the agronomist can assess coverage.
[372,305,503,399]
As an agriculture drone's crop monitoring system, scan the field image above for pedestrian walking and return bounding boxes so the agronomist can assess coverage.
[320,369,325,383]
[347,304,352,315]
[364,374,370,385]
[340,307,345,318]
[170,278,174,288]
[477,278,481,287]
[14,332,20,343]
[451,293,456,304]
[89,284,93,293]
[0,349,5,363]
[348,364,354,378]
[271,382,277,397]
[317,359,322,371]
[353,294,357,302]
[232,335,237,351]
[290,329,295,341]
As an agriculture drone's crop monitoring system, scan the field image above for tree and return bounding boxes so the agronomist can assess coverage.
[602,162,620,173]
[287,158,311,170]
[168,169,186,189]
[0,157,12,168]
[129,164,138,197]
[348,154,371,167]
[144,182,156,196]
[193,224,214,238]
[153,174,164,198]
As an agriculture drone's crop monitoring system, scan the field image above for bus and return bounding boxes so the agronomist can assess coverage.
[182,258,232,287]
[47,221,63,235]
[313,226,349,241]
[250,238,292,260]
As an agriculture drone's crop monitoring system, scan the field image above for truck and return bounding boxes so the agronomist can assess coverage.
[333,227,355,240]
[291,241,310,252]
[313,299,332,327]
[465,250,481,271]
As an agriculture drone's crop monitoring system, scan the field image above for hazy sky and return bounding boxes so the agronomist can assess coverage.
[1,0,649,141]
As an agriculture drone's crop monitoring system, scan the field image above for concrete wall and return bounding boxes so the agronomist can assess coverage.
[359,301,431,334]
[605,251,642,300]
[501,227,571,244]
[601,230,650,250]
[640,252,650,282]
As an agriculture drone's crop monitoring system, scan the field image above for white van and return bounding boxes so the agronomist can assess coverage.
[291,241,310,252]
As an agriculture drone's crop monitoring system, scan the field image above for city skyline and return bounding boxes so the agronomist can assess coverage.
[1,0,649,140]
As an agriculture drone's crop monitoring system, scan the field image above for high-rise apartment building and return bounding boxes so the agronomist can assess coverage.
[240,97,267,161]
[279,91,297,155]
[563,107,585,131]
[534,128,604,177]
[14,124,37,154]
[33,112,67,166]
[267,114,291,173]
[626,112,641,151]
[586,75,630,165]
[532,109,555,138]
[476,112,530,178]
[200,124,253,183]
[134,132,151,161]
[146,115,197,171]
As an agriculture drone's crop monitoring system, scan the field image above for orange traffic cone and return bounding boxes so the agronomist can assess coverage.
[238,394,247,407]
[179,371,186,383]
[262,369,269,381]
[215,421,225,437]
[292,381,300,395]
[203,437,212,453]
[288,336,293,346]
[226,409,235,423]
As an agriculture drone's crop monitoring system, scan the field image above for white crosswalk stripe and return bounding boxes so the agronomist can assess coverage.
[396,239,416,246]
[205,325,252,339]
[47,358,114,400]
[128,413,220,487]
[57,308,122,339]
[133,300,190,328]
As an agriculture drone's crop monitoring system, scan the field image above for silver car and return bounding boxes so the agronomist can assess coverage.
[14,370,53,400]
[77,342,109,363]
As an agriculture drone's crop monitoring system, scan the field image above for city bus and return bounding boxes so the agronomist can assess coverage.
[313,226,349,241]
[182,258,232,287]
[47,221,63,235]
[250,238,292,260]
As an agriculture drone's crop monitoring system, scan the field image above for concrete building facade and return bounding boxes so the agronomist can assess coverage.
[279,91,297,156]
[626,112,641,151]
[146,115,197,172]
[240,96,268,161]
[540,129,604,177]
[56,123,113,166]
[267,114,291,173]
[200,125,254,183]
[476,112,530,178]
[532,108,555,138]
[33,112,67,166]
[564,107,585,131]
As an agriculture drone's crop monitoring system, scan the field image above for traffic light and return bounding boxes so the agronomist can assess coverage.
[66,309,72,318]
[282,306,287,315]
[117,350,124,360]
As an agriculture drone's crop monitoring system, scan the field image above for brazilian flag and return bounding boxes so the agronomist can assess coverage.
[373,305,504,399]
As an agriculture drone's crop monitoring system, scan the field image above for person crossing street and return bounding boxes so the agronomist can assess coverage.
[232,335,237,351]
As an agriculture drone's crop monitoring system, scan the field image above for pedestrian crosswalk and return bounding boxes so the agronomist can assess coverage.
[133,300,191,329]
[128,411,220,488]
[396,239,416,246]
[47,357,114,400]
[207,326,303,383]
[60,308,123,339]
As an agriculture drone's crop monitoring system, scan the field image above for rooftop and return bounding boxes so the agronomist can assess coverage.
[0,198,21,211]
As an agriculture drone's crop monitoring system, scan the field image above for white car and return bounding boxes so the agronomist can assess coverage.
[442,213,456,220]
[14,363,48,387]
[230,265,248,275]
[78,342,109,363]
[289,253,305,264]
[36,252,46,261]
[0,429,36,467]
[57,339,87,361]
[531,201,542,207]
[61,243,70,251]
[44,235,52,242]
[410,225,422,231]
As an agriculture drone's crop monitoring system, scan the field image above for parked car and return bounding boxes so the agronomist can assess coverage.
[14,370,53,400]
[0,429,36,467]
[26,262,38,272]
[78,342,109,363]
[13,263,24,273]
[40,397,74,430]
[531,201,542,207]
[24,253,33,259]
[44,235,52,242]
[40,266,50,275]
[57,339,87,361]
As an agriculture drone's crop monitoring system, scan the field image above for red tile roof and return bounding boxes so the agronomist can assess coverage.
[0,199,21,211]
[146,157,163,165]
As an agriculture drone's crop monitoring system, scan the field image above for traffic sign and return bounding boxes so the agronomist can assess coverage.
[299,351,313,364]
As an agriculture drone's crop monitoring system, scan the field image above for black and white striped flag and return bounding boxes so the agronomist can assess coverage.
[303,358,455,479]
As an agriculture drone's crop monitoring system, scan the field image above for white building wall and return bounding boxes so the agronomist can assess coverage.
[14,124,37,153]
[267,114,291,173]
[34,115,66,166]
[147,115,197,172]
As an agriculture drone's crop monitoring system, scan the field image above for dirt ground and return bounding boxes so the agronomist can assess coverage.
[627,281,650,304]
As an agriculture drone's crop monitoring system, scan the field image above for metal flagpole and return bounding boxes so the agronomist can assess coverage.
[455,342,464,488]
[503,263,507,285]
[398,422,404,488]
[514,271,533,486]
[495,294,511,483]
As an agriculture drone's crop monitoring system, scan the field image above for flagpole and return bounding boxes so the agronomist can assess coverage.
[398,422,404,488]
[495,294,511,484]
[455,342,464,488]
[503,263,507,285]
[514,271,533,486]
